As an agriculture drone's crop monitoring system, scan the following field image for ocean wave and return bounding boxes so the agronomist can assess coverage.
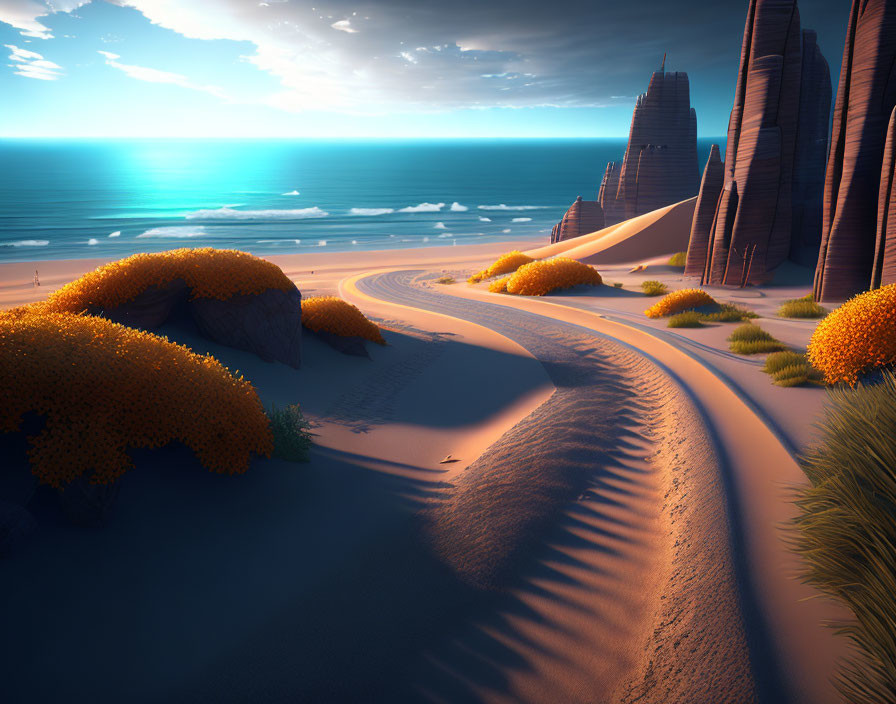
[318,240,327,247]
[137,226,207,239]
[449,202,468,211]
[512,217,533,222]
[478,216,492,222]
[185,206,328,220]
[256,239,302,244]
[478,204,548,211]
[2,239,49,247]
[87,238,99,245]
[502,228,512,233]
[108,231,121,238]
[399,202,444,213]
[434,222,447,230]
[350,207,394,216]
[282,190,300,196]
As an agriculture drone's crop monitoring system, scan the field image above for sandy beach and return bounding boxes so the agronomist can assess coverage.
[0,205,848,702]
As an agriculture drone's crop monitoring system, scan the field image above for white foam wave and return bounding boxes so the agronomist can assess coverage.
[256,239,302,244]
[399,202,445,213]
[423,236,430,243]
[318,240,327,247]
[108,231,121,238]
[449,202,468,211]
[502,228,512,233]
[87,238,99,245]
[478,204,547,211]
[350,207,394,216]
[478,216,492,222]
[185,206,328,220]
[282,190,300,196]
[512,217,533,222]
[434,222,447,230]
[4,239,49,247]
[437,233,452,238]
[137,226,207,239]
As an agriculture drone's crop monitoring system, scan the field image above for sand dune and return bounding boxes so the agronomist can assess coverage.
[525,198,696,264]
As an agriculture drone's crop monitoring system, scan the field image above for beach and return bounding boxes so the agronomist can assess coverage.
[0,203,848,702]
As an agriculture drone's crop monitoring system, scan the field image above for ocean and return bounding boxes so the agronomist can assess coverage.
[0,139,724,263]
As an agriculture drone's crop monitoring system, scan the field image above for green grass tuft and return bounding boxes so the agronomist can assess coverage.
[667,311,704,328]
[793,370,896,703]
[763,350,807,375]
[641,280,668,296]
[268,403,314,462]
[760,350,823,386]
[667,251,687,267]
[435,275,456,285]
[779,295,826,318]
[613,282,623,288]
[702,303,759,322]
[728,323,787,354]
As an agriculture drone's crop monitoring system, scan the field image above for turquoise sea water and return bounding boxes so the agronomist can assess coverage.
[0,139,723,263]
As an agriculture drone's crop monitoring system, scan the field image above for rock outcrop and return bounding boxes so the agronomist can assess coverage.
[815,0,896,300]
[550,196,605,243]
[601,71,699,226]
[872,107,896,288]
[700,0,831,286]
[99,281,303,368]
[684,145,724,277]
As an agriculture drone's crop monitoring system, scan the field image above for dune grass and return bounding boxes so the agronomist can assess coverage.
[793,370,896,703]
[779,294,826,319]
[761,351,824,387]
[435,275,455,285]
[667,311,704,328]
[728,323,787,355]
[268,404,314,462]
[667,251,687,267]
[641,280,668,296]
[702,303,759,322]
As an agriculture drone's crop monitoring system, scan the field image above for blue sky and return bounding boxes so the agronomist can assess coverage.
[0,0,849,138]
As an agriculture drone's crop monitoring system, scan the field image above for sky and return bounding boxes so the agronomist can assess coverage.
[0,0,851,139]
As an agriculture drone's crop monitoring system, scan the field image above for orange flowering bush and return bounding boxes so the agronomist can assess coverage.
[0,309,273,488]
[644,288,716,318]
[301,296,385,345]
[488,276,510,293]
[503,258,602,296]
[808,284,896,385]
[469,251,535,283]
[44,248,294,313]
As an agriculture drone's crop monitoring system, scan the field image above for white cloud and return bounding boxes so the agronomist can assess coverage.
[331,19,356,33]
[6,42,63,79]
[97,50,227,97]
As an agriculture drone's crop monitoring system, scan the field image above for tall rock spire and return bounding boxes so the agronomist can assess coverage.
[685,145,724,278]
[872,107,896,288]
[549,196,604,244]
[814,0,896,301]
[701,0,830,286]
[601,69,699,226]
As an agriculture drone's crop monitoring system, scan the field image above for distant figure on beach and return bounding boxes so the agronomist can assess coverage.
[33,270,39,287]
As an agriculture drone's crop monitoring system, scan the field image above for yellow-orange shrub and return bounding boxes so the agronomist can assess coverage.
[45,248,294,313]
[0,309,272,488]
[644,288,716,318]
[301,296,385,345]
[808,284,896,385]
[488,277,510,293]
[469,251,535,283]
[503,258,602,296]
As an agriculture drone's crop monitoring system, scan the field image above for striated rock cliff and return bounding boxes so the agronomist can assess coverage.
[815,0,896,300]
[684,145,724,278]
[872,107,896,288]
[601,71,699,226]
[550,196,605,243]
[701,0,830,286]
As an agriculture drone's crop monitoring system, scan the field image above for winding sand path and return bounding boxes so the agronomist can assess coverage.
[343,269,843,704]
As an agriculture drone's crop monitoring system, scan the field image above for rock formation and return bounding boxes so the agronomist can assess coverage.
[598,162,623,224]
[872,107,896,288]
[815,0,896,300]
[550,196,605,243]
[684,145,724,278]
[99,281,303,368]
[700,0,830,286]
[601,71,699,226]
